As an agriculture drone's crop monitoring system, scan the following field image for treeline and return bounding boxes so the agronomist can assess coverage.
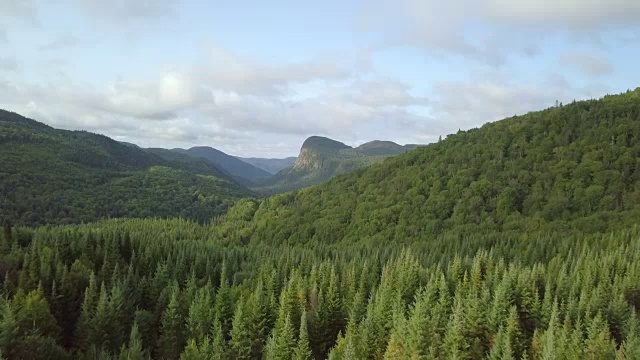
[0,219,639,359]
[0,110,251,226]
[221,89,640,247]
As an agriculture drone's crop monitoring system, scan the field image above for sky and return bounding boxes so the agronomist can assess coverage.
[1,0,640,157]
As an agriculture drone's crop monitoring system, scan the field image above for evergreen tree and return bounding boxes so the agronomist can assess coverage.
[186,286,213,342]
[0,302,18,358]
[157,287,185,360]
[229,297,253,359]
[118,322,144,360]
[383,332,406,360]
[265,314,296,360]
[585,313,617,359]
[75,273,98,351]
[294,310,312,360]
[443,296,469,359]
[88,283,111,351]
[214,264,234,340]
[179,338,212,360]
[210,318,227,360]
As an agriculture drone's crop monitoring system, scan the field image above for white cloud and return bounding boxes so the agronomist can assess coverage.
[361,0,639,65]
[72,0,179,23]
[0,0,37,20]
[0,45,432,156]
[429,71,610,134]
[61,70,206,120]
[201,47,351,95]
[39,34,80,51]
[0,57,18,72]
[560,52,613,76]
[348,78,430,107]
[483,0,640,28]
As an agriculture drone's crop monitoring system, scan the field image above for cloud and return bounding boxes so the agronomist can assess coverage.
[201,78,430,139]
[72,0,180,23]
[0,57,18,72]
[482,0,640,28]
[0,43,431,156]
[39,34,80,51]
[560,52,613,76]
[92,70,204,119]
[201,47,352,95]
[429,71,610,134]
[361,0,640,65]
[347,78,430,107]
[0,0,37,20]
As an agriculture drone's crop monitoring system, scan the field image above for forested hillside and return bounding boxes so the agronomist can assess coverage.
[0,218,639,359]
[253,136,418,194]
[180,147,272,184]
[235,89,640,245]
[2,90,640,359]
[0,110,251,226]
[236,156,297,175]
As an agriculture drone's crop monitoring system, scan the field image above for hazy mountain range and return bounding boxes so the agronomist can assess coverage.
[142,137,420,194]
[0,107,420,226]
[251,136,421,194]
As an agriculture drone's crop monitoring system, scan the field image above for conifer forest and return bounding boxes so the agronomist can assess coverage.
[2,90,640,359]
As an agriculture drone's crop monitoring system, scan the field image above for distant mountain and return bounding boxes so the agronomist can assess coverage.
[252,136,419,194]
[236,156,297,174]
[0,110,251,226]
[223,88,640,247]
[356,140,420,156]
[144,147,233,179]
[178,146,272,184]
[119,141,140,149]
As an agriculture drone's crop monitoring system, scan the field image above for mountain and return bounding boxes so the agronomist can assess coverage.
[179,146,272,184]
[236,156,297,174]
[4,90,640,360]
[0,110,251,226]
[119,141,140,149]
[356,140,420,156]
[220,88,640,245]
[252,136,418,194]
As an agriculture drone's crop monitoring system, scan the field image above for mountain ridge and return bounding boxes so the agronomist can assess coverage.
[179,146,272,184]
[236,156,297,174]
[252,135,421,194]
[222,88,640,246]
[0,110,251,225]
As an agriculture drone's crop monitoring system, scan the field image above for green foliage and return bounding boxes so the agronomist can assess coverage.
[1,217,639,359]
[222,89,640,245]
[253,136,417,194]
[0,110,251,226]
[2,90,640,360]
[180,146,272,183]
[237,156,297,175]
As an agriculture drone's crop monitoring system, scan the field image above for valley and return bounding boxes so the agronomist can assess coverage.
[2,89,640,358]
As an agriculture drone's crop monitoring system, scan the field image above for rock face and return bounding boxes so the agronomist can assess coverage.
[292,136,351,170]
[252,136,420,195]
[292,147,323,169]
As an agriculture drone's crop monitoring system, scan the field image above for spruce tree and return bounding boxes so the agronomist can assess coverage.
[229,297,253,360]
[210,317,226,360]
[0,302,18,358]
[157,287,185,360]
[293,310,312,360]
[75,273,98,351]
[265,314,296,360]
[443,296,469,359]
[214,264,233,340]
[118,322,144,360]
